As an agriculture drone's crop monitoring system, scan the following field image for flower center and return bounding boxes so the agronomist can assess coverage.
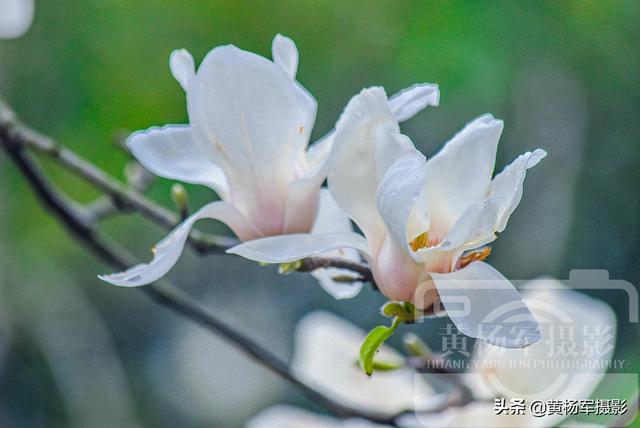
[409,231,442,251]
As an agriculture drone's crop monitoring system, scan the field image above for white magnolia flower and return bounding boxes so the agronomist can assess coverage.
[0,0,34,39]
[248,284,615,428]
[411,279,617,428]
[247,311,438,428]
[101,35,439,287]
[291,312,437,415]
[230,87,545,347]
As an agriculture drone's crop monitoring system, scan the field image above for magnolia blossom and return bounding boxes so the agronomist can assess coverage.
[101,35,439,287]
[230,87,545,346]
[248,282,616,427]
[247,310,439,428]
[0,0,34,39]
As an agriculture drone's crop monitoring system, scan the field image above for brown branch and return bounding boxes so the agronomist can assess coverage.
[2,100,481,424]
[0,100,235,255]
[0,122,400,426]
[0,101,378,286]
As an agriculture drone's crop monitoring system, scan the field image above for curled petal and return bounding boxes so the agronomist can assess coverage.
[127,124,229,199]
[429,262,540,348]
[305,82,438,182]
[422,149,546,254]
[328,87,398,251]
[490,148,547,232]
[271,33,298,79]
[422,197,502,254]
[169,49,195,92]
[100,201,260,287]
[227,232,371,264]
[388,83,440,122]
[376,149,427,260]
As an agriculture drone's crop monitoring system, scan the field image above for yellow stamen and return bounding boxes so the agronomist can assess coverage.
[409,232,429,251]
[458,246,492,268]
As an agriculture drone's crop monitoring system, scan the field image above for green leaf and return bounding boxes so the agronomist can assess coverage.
[359,318,402,375]
[278,260,302,274]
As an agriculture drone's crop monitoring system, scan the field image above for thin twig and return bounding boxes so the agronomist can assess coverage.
[0,101,378,285]
[0,100,235,255]
[299,257,374,281]
[0,128,400,426]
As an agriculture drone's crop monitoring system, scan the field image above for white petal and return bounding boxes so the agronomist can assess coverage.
[305,131,334,173]
[430,262,540,348]
[376,149,427,260]
[271,33,299,79]
[421,197,502,254]
[310,189,363,299]
[327,87,400,252]
[305,82,438,186]
[282,157,328,234]
[470,279,616,401]
[247,405,343,428]
[490,148,547,233]
[292,312,435,415]
[374,125,417,177]
[424,114,503,236]
[0,0,34,39]
[421,149,546,254]
[169,49,195,92]
[227,232,370,263]
[388,83,440,122]
[188,44,317,224]
[127,125,229,199]
[99,201,260,287]
[311,188,355,236]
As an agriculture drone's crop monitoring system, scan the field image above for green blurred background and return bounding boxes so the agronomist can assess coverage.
[0,0,638,426]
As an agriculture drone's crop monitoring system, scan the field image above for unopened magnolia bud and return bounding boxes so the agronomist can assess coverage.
[171,183,189,219]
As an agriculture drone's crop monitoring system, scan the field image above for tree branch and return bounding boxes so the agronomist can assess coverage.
[0,100,234,255]
[1,100,477,424]
[0,100,376,284]
[0,122,400,426]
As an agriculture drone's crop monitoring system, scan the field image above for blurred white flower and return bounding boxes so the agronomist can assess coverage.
[247,405,384,428]
[248,283,616,427]
[247,310,438,428]
[230,87,545,347]
[0,0,33,39]
[101,35,438,287]
[291,311,437,415]
[412,279,616,427]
